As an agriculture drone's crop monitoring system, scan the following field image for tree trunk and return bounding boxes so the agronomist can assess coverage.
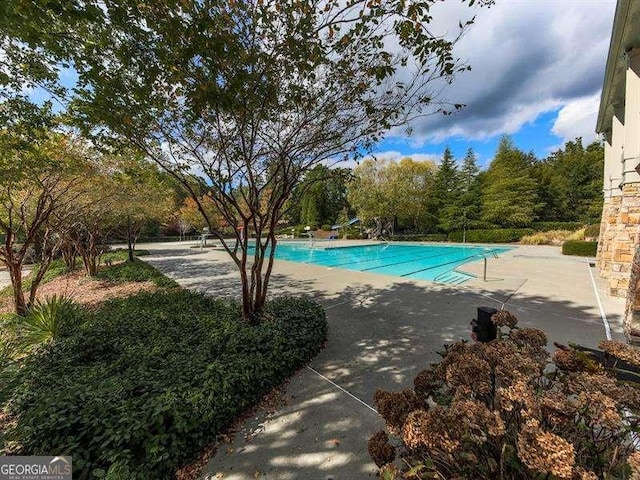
[8,264,27,316]
[126,216,135,262]
[61,241,77,271]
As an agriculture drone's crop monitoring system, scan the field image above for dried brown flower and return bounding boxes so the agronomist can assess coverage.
[413,367,441,399]
[576,390,622,429]
[497,380,535,413]
[402,407,459,453]
[627,451,640,479]
[600,340,640,368]
[374,389,423,433]
[492,309,518,328]
[510,328,547,348]
[539,390,577,428]
[445,352,492,395]
[367,430,396,467]
[370,313,638,479]
[517,418,575,479]
[453,399,505,438]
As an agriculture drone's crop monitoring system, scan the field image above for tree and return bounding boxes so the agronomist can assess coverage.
[430,147,460,232]
[348,159,394,237]
[3,0,491,321]
[453,147,483,231]
[0,110,86,314]
[482,136,542,227]
[290,166,351,228]
[110,154,176,261]
[386,157,436,232]
[177,196,224,233]
[348,157,435,236]
[533,138,604,223]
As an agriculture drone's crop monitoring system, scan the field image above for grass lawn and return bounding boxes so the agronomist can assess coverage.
[0,254,327,479]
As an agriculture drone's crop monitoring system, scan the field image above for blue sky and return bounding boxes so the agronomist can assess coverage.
[370,0,617,169]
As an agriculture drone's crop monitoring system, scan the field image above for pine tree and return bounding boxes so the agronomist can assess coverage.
[454,147,483,230]
[429,147,459,231]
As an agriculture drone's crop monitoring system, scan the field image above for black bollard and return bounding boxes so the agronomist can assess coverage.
[470,306,498,343]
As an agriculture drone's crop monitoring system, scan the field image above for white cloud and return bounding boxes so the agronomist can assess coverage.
[389,0,616,146]
[551,93,601,144]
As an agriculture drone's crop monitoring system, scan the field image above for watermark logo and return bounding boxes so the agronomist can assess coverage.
[0,456,72,480]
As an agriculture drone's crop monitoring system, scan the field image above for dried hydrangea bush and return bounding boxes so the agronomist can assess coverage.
[369,311,640,480]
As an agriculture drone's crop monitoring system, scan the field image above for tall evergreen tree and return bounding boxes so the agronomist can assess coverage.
[460,147,480,191]
[429,147,459,231]
[454,147,483,230]
[481,137,542,227]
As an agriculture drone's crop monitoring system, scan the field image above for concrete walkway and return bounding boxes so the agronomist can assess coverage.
[139,241,625,480]
[0,270,11,290]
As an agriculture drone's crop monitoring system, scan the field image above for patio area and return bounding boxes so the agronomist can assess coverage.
[139,241,624,479]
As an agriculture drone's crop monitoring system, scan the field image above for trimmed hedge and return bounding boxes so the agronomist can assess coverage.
[562,240,598,257]
[531,221,583,232]
[389,233,448,242]
[6,291,327,479]
[449,228,535,243]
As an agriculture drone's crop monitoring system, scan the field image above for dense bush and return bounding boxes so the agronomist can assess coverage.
[449,228,534,243]
[96,258,178,288]
[369,311,640,479]
[531,221,583,232]
[562,240,598,257]
[388,234,448,242]
[584,223,601,239]
[4,290,327,479]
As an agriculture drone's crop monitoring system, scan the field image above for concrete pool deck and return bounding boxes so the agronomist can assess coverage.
[138,241,625,480]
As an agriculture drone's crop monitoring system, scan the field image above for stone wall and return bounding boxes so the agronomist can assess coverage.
[597,197,618,278]
[597,184,640,297]
[624,245,640,343]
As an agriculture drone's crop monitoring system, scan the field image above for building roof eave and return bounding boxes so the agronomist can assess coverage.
[596,0,633,135]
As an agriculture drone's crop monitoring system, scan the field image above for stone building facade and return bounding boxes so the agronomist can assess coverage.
[596,0,640,340]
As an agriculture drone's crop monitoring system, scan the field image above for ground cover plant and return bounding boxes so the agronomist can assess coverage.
[95,257,177,288]
[2,290,327,479]
[369,311,640,479]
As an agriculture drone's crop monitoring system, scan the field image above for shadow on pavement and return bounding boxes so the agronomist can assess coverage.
[143,248,620,480]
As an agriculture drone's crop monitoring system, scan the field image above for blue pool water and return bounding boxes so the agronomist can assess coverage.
[268,242,511,284]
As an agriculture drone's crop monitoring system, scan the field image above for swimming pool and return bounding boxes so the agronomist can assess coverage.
[269,242,511,284]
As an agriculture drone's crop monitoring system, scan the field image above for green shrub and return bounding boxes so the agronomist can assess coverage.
[531,221,583,232]
[584,223,601,238]
[12,295,84,347]
[5,290,327,478]
[320,224,332,231]
[96,258,178,288]
[562,240,598,256]
[449,228,534,243]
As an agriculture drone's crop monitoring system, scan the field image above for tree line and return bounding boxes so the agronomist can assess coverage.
[289,136,604,236]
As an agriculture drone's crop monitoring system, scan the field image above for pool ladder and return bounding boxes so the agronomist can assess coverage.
[433,250,500,284]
